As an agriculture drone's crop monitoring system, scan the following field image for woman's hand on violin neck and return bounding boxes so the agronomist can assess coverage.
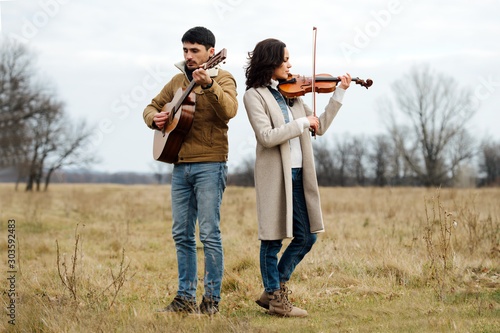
[307,116,319,132]
[338,73,352,90]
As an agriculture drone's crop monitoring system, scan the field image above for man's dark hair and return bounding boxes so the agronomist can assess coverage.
[182,26,216,50]
[245,38,286,90]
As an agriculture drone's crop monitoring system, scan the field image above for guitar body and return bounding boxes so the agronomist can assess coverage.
[153,87,196,163]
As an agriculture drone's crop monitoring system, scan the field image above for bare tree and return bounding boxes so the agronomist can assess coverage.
[384,65,476,187]
[313,141,336,186]
[370,134,391,187]
[333,135,352,187]
[0,39,41,169]
[21,95,95,191]
[1,38,95,191]
[20,94,68,190]
[43,118,95,191]
[350,136,367,186]
[479,139,500,186]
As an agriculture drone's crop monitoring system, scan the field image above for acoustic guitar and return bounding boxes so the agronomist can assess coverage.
[153,49,227,163]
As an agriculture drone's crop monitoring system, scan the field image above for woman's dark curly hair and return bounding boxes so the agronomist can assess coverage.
[245,38,286,90]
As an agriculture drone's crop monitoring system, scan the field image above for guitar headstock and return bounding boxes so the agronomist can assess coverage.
[203,48,227,70]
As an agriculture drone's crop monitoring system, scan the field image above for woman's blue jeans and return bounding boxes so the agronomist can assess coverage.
[171,162,227,302]
[260,168,318,293]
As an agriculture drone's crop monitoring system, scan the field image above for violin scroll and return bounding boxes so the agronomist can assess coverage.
[353,78,373,89]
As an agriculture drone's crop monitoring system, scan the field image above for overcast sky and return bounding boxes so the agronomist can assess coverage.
[2,0,499,173]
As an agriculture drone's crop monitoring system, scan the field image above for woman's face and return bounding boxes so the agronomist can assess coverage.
[272,47,291,81]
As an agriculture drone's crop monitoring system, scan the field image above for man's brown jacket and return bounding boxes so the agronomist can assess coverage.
[143,61,238,163]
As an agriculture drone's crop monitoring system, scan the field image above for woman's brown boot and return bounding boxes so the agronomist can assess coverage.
[268,286,308,317]
[256,291,270,309]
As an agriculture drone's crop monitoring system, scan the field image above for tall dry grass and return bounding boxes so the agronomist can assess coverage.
[0,184,499,332]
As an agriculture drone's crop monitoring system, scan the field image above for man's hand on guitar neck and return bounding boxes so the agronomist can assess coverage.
[192,65,213,88]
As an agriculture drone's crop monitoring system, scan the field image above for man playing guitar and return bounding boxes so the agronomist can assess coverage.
[143,26,238,315]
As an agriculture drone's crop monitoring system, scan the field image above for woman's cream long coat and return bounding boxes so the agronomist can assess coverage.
[243,87,342,240]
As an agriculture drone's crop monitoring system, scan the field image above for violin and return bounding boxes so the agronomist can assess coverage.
[278,73,373,99]
[294,27,373,138]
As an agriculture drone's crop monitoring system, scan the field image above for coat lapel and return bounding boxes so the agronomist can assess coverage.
[255,87,287,127]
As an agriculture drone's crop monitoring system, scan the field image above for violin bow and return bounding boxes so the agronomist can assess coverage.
[311,27,317,139]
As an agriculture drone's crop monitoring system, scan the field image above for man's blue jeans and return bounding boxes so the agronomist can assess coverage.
[260,168,318,293]
[171,162,227,302]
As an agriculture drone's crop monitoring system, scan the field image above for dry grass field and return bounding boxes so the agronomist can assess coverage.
[1,183,499,332]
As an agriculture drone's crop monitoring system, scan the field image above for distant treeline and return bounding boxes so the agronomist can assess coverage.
[0,169,164,185]
[0,168,246,186]
[0,166,496,188]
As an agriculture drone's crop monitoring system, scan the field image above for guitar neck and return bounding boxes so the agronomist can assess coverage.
[173,79,197,116]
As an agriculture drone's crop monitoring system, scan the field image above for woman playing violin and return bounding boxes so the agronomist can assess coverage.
[243,38,351,317]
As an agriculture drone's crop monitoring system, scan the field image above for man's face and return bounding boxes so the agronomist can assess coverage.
[183,42,214,70]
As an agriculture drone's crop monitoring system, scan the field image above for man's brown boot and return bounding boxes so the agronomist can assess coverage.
[268,286,308,317]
